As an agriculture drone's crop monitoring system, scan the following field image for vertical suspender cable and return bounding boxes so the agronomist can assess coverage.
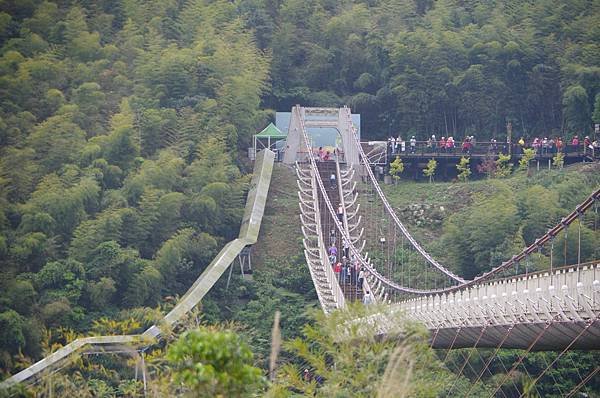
[577,215,582,266]
[564,226,568,267]
[550,238,554,287]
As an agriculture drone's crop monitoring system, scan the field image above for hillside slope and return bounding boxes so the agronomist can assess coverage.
[383,162,600,278]
[252,163,303,268]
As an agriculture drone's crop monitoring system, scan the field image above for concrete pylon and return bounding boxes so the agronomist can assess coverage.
[283,105,360,166]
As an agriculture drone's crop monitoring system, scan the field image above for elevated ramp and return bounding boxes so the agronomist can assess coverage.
[1,150,275,389]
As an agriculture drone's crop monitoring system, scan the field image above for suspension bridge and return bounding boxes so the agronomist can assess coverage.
[2,106,599,396]
[291,105,600,396]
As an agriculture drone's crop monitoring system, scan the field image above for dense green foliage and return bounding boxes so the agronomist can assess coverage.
[166,327,265,397]
[443,168,600,278]
[0,0,269,378]
[262,0,600,138]
[268,304,458,397]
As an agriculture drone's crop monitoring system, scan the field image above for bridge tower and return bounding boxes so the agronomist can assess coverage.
[282,106,360,166]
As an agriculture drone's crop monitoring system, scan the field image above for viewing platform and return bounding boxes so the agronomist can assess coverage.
[361,141,598,166]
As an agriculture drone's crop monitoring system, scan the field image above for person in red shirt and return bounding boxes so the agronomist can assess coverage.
[556,137,563,152]
[334,261,342,281]
[461,137,472,154]
[446,136,455,153]
[439,137,446,152]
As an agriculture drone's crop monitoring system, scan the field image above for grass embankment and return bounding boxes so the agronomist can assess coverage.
[252,163,303,268]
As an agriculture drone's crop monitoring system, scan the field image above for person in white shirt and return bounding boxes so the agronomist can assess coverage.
[363,290,373,305]
[342,238,350,258]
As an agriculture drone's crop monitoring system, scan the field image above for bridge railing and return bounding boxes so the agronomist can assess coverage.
[377,141,591,158]
[395,261,599,322]
[484,260,599,286]
[310,166,347,311]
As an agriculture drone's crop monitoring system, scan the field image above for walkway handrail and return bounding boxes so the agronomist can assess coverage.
[335,157,374,302]
[311,168,346,310]
[370,140,591,156]
[1,150,276,388]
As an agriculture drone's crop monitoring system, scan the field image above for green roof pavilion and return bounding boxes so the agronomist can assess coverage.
[253,123,287,160]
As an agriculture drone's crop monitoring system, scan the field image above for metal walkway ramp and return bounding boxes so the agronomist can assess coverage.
[1,150,275,389]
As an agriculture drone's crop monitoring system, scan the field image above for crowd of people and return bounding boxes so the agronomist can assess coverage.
[317,146,345,162]
[386,135,500,155]
[523,135,599,156]
[328,235,373,305]
[386,134,600,157]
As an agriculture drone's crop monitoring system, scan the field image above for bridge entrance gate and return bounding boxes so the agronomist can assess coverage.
[282,106,360,166]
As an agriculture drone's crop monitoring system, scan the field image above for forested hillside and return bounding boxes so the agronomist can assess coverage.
[262,0,600,137]
[0,0,270,379]
[0,0,599,396]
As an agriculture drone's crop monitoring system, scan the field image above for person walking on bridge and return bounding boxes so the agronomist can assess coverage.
[334,260,342,281]
[328,244,337,263]
[363,290,373,305]
[439,137,447,152]
[584,136,591,155]
[337,203,344,222]
[556,137,564,153]
[342,237,350,258]
[446,136,455,152]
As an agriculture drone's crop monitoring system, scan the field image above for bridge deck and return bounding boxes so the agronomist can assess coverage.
[397,262,600,350]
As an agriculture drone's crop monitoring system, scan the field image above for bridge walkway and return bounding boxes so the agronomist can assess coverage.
[316,160,363,303]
